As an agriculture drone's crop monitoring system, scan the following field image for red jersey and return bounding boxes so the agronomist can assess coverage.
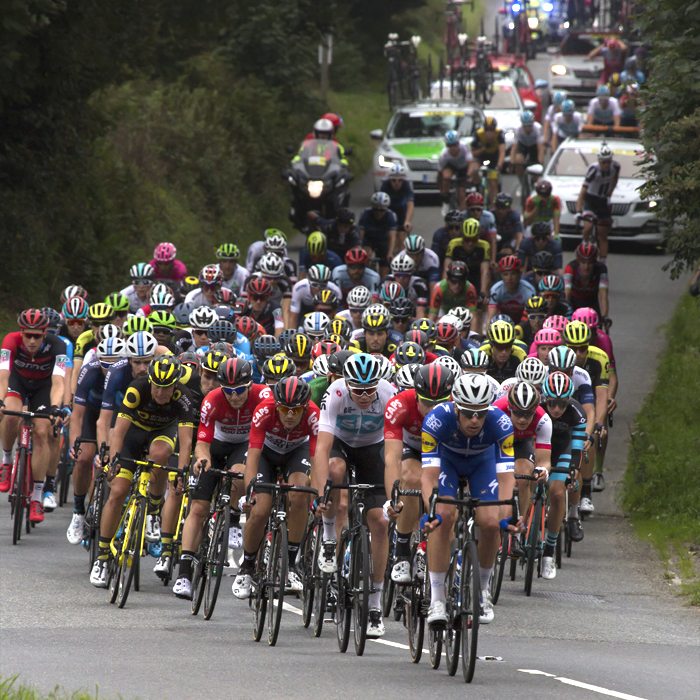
[197,384,272,444]
[249,397,320,455]
[493,396,552,450]
[384,389,423,451]
[1,332,68,382]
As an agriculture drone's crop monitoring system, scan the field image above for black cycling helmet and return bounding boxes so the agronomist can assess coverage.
[494,192,513,208]
[444,209,463,225]
[410,318,437,341]
[213,304,236,322]
[207,320,237,343]
[178,351,201,374]
[394,341,426,367]
[389,297,416,320]
[252,334,280,361]
[337,208,355,224]
[285,333,313,361]
[404,328,429,350]
[414,363,455,402]
[327,349,354,377]
[208,342,235,358]
[531,221,552,239]
[278,329,297,347]
[446,260,469,282]
[217,357,253,387]
[273,376,311,408]
[148,356,182,387]
[42,307,63,331]
[531,250,555,271]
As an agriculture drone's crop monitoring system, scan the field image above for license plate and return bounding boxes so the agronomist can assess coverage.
[582,79,597,88]
[423,174,428,182]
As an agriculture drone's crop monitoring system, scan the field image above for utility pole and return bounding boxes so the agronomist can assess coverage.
[319,34,333,105]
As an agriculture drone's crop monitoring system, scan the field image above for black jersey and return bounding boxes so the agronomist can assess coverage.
[119,377,196,431]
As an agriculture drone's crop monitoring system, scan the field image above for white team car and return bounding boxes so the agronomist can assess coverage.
[482,77,535,152]
[544,136,662,245]
[548,32,606,104]
[370,102,485,193]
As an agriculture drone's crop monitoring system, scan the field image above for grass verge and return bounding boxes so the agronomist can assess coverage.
[0,676,107,700]
[622,293,700,604]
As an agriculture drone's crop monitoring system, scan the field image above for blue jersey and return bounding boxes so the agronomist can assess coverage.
[101,358,133,412]
[489,279,536,323]
[74,360,106,409]
[460,209,497,235]
[358,208,398,244]
[331,265,381,303]
[57,334,74,368]
[380,178,414,224]
[196,332,252,361]
[298,248,343,274]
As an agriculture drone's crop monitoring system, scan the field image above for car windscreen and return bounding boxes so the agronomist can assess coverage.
[388,111,473,139]
[560,34,603,55]
[494,66,531,90]
[488,85,520,109]
[549,146,646,178]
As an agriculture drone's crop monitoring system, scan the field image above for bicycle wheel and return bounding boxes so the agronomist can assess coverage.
[117,503,145,608]
[12,448,27,545]
[381,522,396,618]
[87,474,106,567]
[460,539,480,683]
[190,523,209,616]
[204,504,230,620]
[268,522,288,646]
[57,437,71,507]
[490,531,509,605]
[252,534,268,642]
[444,550,461,676]
[352,527,371,656]
[300,519,316,629]
[429,627,442,669]
[335,529,351,653]
[524,503,542,596]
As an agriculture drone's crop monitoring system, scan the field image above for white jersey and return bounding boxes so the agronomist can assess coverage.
[396,248,440,277]
[119,285,149,313]
[553,112,583,139]
[290,278,342,314]
[583,161,621,198]
[83,347,98,367]
[184,289,213,308]
[319,378,397,448]
[587,97,621,125]
[497,375,518,399]
[544,104,559,125]
[515,122,544,147]
[222,264,250,295]
[336,309,361,330]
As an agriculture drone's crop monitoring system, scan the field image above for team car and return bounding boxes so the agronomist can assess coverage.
[482,77,530,152]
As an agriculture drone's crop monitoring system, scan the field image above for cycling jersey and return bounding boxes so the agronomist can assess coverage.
[479,342,526,383]
[331,265,381,303]
[383,275,429,307]
[197,384,272,444]
[514,123,544,147]
[335,309,361,330]
[571,366,595,406]
[488,279,536,323]
[564,260,609,311]
[195,333,252,360]
[101,358,132,412]
[148,259,188,284]
[395,249,441,284]
[380,178,415,227]
[587,97,621,125]
[438,143,472,171]
[221,265,250,295]
[298,249,343,274]
[74,361,107,409]
[552,112,583,139]
[289,278,343,316]
[56,335,74,368]
[0,332,68,381]
[583,161,621,198]
[429,279,477,316]
[579,346,610,390]
[493,210,523,249]
[383,389,423,451]
[547,398,587,480]
[119,285,149,313]
[524,194,562,225]
[518,238,563,271]
[246,241,287,273]
[183,290,214,308]
[240,301,284,336]
[493,396,552,449]
[119,377,195,432]
[592,328,616,370]
[249,396,320,455]
[349,331,403,358]
[309,376,330,406]
[358,208,398,244]
[445,238,490,291]
[470,129,506,159]
[74,330,97,361]
[319,378,397,448]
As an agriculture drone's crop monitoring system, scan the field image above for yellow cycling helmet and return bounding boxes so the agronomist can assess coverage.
[307,231,327,257]
[329,317,352,340]
[285,333,312,361]
[261,354,295,384]
[88,302,115,324]
[462,218,481,239]
[563,320,592,346]
[484,116,498,129]
[488,319,515,345]
[525,296,548,313]
[201,349,228,373]
[148,356,181,387]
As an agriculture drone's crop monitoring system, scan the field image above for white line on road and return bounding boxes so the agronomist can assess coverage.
[517,670,651,700]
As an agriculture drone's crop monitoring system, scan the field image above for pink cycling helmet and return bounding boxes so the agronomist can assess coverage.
[154,242,177,263]
[543,315,568,332]
[533,328,563,346]
[572,307,599,329]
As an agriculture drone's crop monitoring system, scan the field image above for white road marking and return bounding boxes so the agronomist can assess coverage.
[517,670,650,700]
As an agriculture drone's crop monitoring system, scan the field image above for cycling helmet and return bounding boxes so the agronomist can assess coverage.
[347,286,372,310]
[404,235,425,254]
[202,349,230,374]
[375,355,394,382]
[434,355,462,378]
[539,275,564,295]
[395,364,420,390]
[42,308,63,331]
[123,315,154,336]
[189,307,217,329]
[547,345,577,372]
[404,329,429,350]
[516,357,548,386]
[576,242,600,261]
[337,208,355,224]
[264,228,287,242]
[533,328,563,347]
[198,264,223,286]
[531,250,555,271]
[561,99,575,115]
[321,112,343,132]
[313,289,339,312]
[253,335,280,361]
[345,247,368,265]
[100,323,122,340]
[388,163,406,177]
[459,348,489,371]
[452,373,494,408]
[62,296,88,321]
[213,288,236,306]
[491,313,514,327]
[462,218,481,239]
[129,263,155,281]
[369,191,391,209]
[542,371,574,399]
[247,277,273,299]
[181,276,200,295]
[88,303,116,324]
[153,242,177,263]
[178,351,201,373]
[415,362,456,402]
[535,180,553,198]
[60,285,89,304]
[488,319,515,345]
[278,329,297,346]
[274,376,311,407]
[466,192,485,208]
[150,290,176,310]
[552,90,567,105]
[343,353,380,386]
[94,337,125,362]
[264,234,286,255]
[217,357,253,387]
[449,306,473,328]
[444,130,459,146]
[531,222,552,242]
[494,192,513,208]
[261,355,295,384]
[208,320,238,343]
[208,342,235,358]
[362,308,391,331]
[389,297,415,320]
[259,253,285,278]
[410,318,437,341]
[216,243,240,260]
[306,231,327,257]
[394,341,425,367]
[380,281,405,303]
[303,311,331,338]
[312,354,331,378]
[391,255,415,275]
[236,316,259,341]
[126,331,158,358]
[563,320,591,346]
[328,318,352,341]
[149,310,177,331]
[327,350,354,377]
[313,118,334,139]
[212,305,236,323]
[572,307,600,329]
[444,209,463,225]
[105,293,130,314]
[596,84,611,97]
[521,110,535,125]
[436,321,460,345]
[507,381,540,412]
[483,116,498,129]
[446,260,469,282]
[285,333,313,361]
[18,309,49,331]
[525,296,548,313]
[327,334,348,350]
[307,264,332,286]
[499,255,522,272]
[597,144,613,161]
[312,340,342,360]
[148,356,181,387]
[439,313,463,332]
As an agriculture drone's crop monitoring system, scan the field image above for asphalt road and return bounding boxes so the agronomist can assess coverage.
[1,32,699,700]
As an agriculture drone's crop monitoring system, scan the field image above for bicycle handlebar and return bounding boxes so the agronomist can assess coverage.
[1,409,54,420]
[581,125,640,135]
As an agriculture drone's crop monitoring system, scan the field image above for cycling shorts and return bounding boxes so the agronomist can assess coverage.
[516,143,540,162]
[435,449,498,502]
[443,166,468,182]
[115,423,177,481]
[79,404,101,442]
[583,193,612,224]
[514,437,536,467]
[363,238,389,269]
[549,438,574,483]
[330,438,385,511]
[6,371,52,413]
[402,444,421,462]
[254,442,311,496]
[190,439,248,502]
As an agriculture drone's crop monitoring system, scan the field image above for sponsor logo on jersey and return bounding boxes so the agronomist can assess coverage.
[497,413,512,431]
[421,431,437,453]
[501,434,515,457]
[424,413,442,432]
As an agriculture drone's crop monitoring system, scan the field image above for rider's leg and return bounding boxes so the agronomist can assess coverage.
[513,150,525,179]
[597,222,609,260]
[396,457,422,559]
[367,506,390,606]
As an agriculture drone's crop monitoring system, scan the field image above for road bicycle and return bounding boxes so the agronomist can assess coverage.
[515,472,547,596]
[56,423,72,507]
[159,461,193,588]
[75,438,106,567]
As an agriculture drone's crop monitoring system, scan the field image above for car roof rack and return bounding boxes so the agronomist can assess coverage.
[580,125,641,141]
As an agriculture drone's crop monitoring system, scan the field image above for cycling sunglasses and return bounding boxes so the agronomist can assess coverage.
[492,342,513,351]
[417,394,449,407]
[99,360,117,370]
[250,294,270,302]
[132,278,153,286]
[22,332,45,340]
[458,407,490,420]
[447,224,461,231]
[468,207,483,213]
[66,319,85,327]
[114,310,129,319]
[394,272,410,279]
[528,313,547,321]
[222,383,251,396]
[277,404,306,416]
[533,235,550,242]
[348,385,378,397]
[202,283,220,291]
[153,327,173,335]
[389,177,404,183]
[511,408,536,420]
[546,398,569,410]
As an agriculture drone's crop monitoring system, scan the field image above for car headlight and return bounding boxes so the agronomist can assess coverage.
[648,200,658,209]
[509,21,515,29]
[543,2,554,11]
[307,181,324,198]
[551,64,567,76]
[505,130,515,141]
[528,17,539,28]
[378,155,394,168]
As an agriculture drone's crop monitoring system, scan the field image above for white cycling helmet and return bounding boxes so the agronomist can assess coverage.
[307,264,332,285]
[150,283,171,299]
[347,286,372,310]
[259,252,285,278]
[389,163,406,177]
[129,263,155,280]
[598,144,613,161]
[391,255,415,275]
[449,306,473,329]
[404,234,425,254]
[459,348,489,371]
[100,323,122,340]
[303,311,331,338]
[363,303,387,322]
[96,337,126,361]
[395,363,420,390]
[516,357,548,386]
[312,354,330,378]
[434,355,462,378]
[189,306,217,329]
[452,373,495,408]
[439,313,463,333]
[313,118,334,138]
[375,354,394,382]
[125,331,158,359]
[369,191,391,209]
[264,234,287,253]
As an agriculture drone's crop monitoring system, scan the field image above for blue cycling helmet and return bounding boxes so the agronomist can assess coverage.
[521,110,535,125]
[542,370,575,399]
[597,84,611,97]
[561,99,575,115]
[552,91,567,105]
[207,320,237,343]
[343,353,381,386]
[444,130,459,146]
[490,313,515,327]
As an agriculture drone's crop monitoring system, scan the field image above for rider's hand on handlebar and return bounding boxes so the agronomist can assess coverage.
[383,499,402,522]
[534,468,549,483]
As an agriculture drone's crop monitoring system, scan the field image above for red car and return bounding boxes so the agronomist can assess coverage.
[488,55,543,122]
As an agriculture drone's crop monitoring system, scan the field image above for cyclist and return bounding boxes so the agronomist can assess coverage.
[431,210,464,271]
[429,261,478,324]
[306,208,362,259]
[443,217,491,308]
[308,349,352,406]
[421,373,515,626]
[384,363,455,583]
[174,307,217,353]
[216,244,250,295]
[184,265,223,308]
[315,353,398,638]
[518,220,564,273]
[396,234,441,293]
[551,99,583,152]
[104,293,131,329]
[238,277,284,338]
[120,263,156,313]
[491,192,523,256]
[251,252,295,319]
[586,84,621,127]
[463,192,499,269]
[522,251,558,290]
[283,333,314,377]
[0,311,69,523]
[386,256,429,317]
[543,90,567,146]
[510,110,545,180]
[380,163,415,235]
[336,286,372,331]
[618,82,640,128]
[331,247,381,305]
[487,255,536,324]
[523,179,562,241]
[260,354,296,388]
[289,264,342,332]
[539,275,573,319]
[246,230,294,278]
[518,296,549,346]
[233,376,320,597]
[60,296,89,346]
[438,130,472,214]
[564,242,610,318]
[469,116,506,207]
[359,192,398,277]
[588,37,627,86]
[149,242,188,285]
[349,309,402,358]
[71,303,116,396]
[135,284,176,319]
[479,319,526,383]
[148,311,180,354]
[89,356,195,587]
[387,298,415,337]
[298,231,343,279]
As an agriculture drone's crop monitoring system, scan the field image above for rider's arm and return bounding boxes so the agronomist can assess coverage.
[552,209,561,240]
[108,415,131,458]
[68,403,85,450]
[70,358,82,397]
[177,424,193,471]
[192,438,212,475]
[387,227,397,260]
[50,374,64,409]
[587,44,603,59]
[480,261,490,298]
[599,285,609,318]
[576,183,587,214]
[551,131,560,152]
[523,196,537,226]
[537,140,545,164]
[404,200,415,232]
[244,447,261,490]
[595,385,608,427]
[384,439,403,503]
[497,142,506,170]
[313,430,334,491]
[0,368,9,405]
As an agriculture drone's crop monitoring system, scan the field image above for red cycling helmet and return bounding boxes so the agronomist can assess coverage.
[312,340,342,359]
[213,288,235,305]
[436,321,460,345]
[607,38,620,50]
[499,255,522,272]
[466,192,485,208]
[576,243,599,261]
[404,328,429,349]
[345,247,368,265]
[533,328,563,346]
[199,264,224,285]
[18,309,49,331]
[217,357,253,387]
[248,277,273,297]
[321,113,343,134]
[236,316,258,340]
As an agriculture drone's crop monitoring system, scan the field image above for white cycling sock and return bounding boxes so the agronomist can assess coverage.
[369,582,383,609]
[322,516,336,540]
[479,566,493,593]
[429,571,446,604]
[568,502,580,519]
[32,481,43,503]
[2,449,12,465]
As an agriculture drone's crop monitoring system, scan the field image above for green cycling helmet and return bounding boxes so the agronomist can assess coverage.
[104,293,130,313]
[149,310,177,332]
[123,315,154,336]
[216,243,240,260]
